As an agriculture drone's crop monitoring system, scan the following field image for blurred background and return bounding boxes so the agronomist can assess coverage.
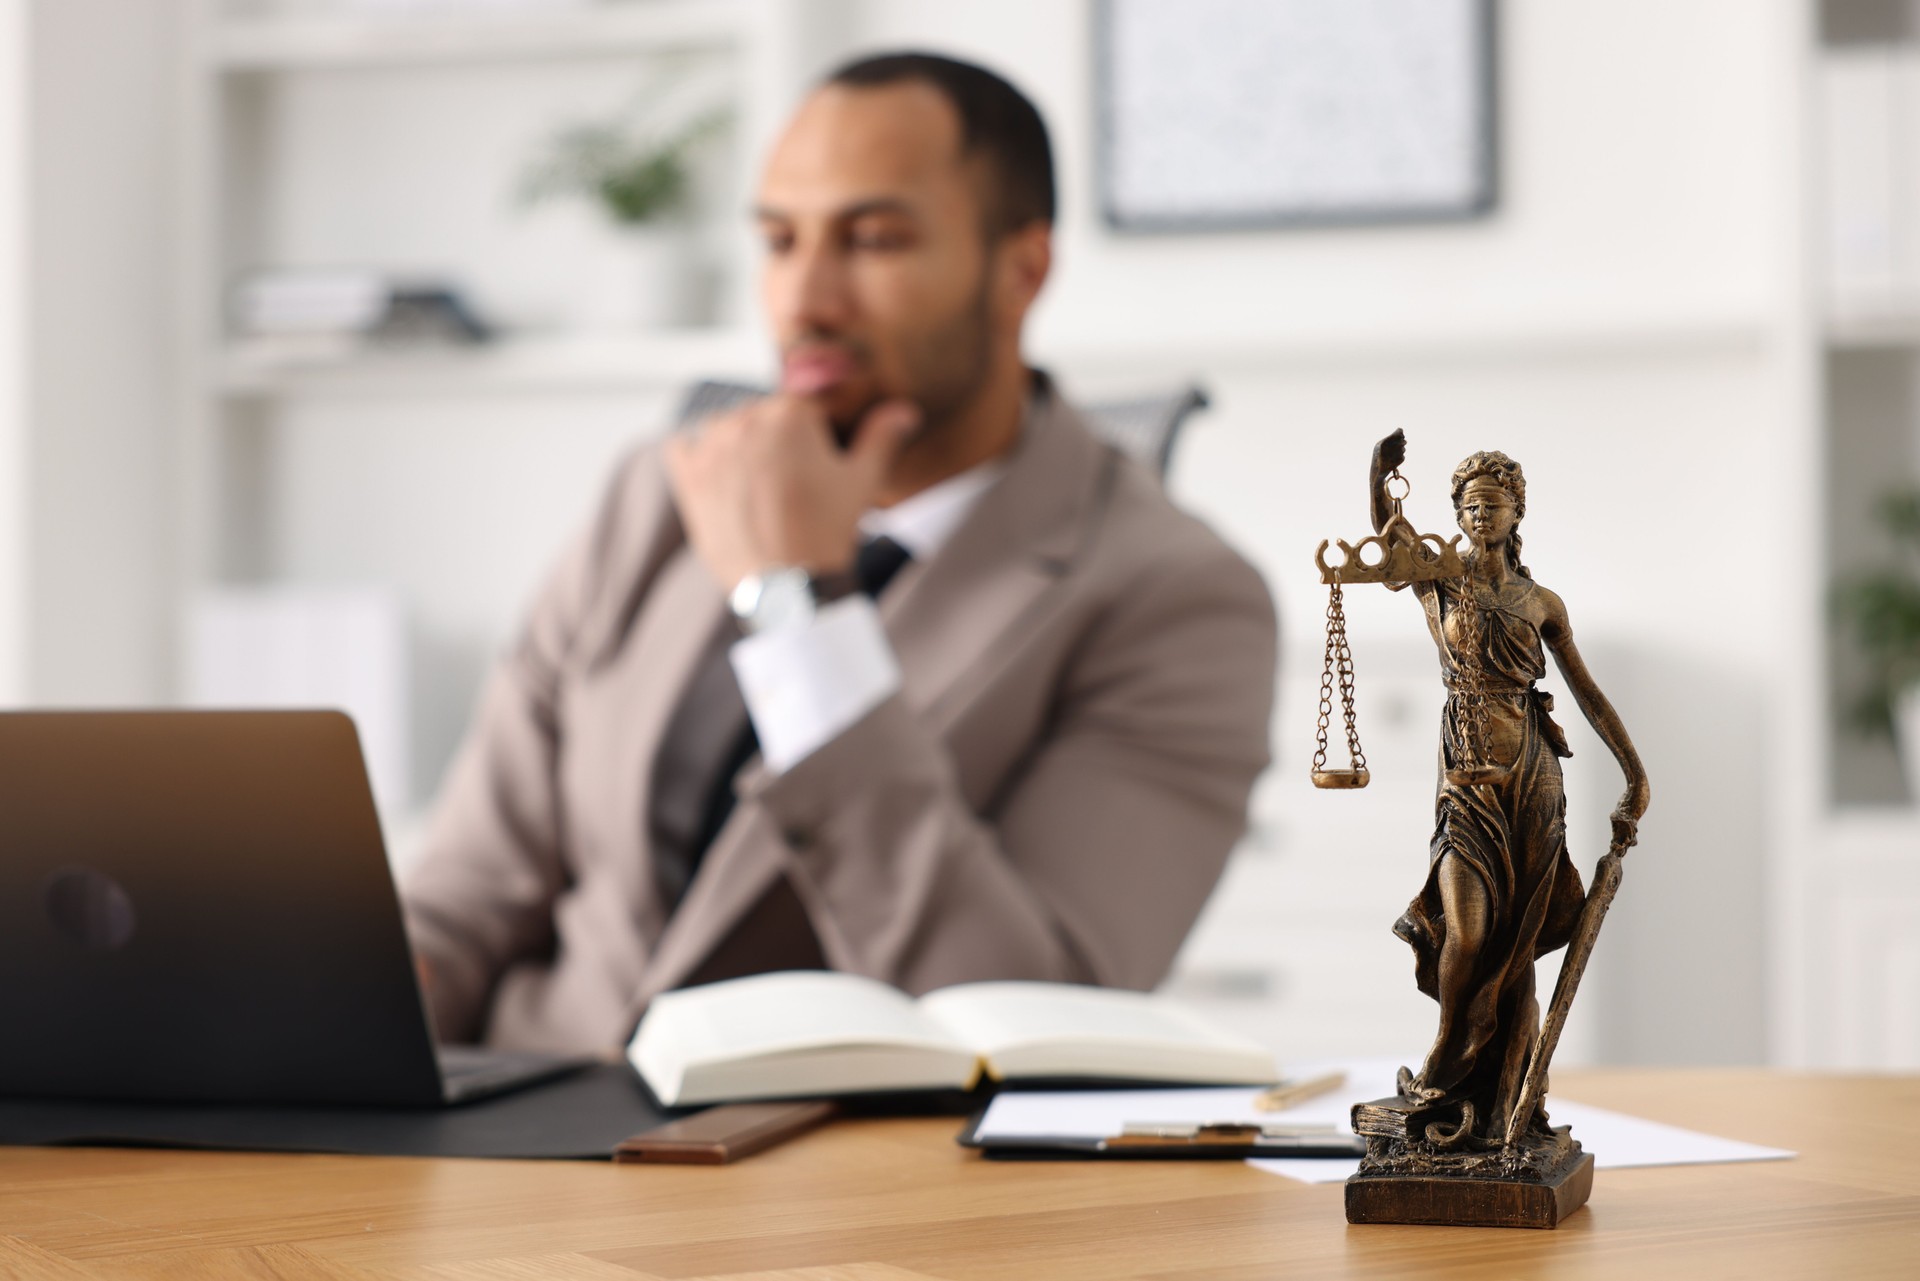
[0,0,1914,1071]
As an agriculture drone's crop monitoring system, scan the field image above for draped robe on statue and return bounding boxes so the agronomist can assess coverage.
[1394,574,1587,1141]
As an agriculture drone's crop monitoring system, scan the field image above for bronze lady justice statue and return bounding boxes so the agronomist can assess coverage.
[1342,430,1650,1227]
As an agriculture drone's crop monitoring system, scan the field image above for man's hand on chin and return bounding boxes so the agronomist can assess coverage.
[666,395,920,590]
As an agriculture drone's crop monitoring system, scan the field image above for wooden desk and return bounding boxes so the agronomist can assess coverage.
[2,1071,1916,1280]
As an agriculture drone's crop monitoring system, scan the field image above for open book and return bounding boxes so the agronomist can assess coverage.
[628,971,1279,1107]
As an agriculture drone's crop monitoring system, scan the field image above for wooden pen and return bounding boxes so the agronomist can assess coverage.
[1252,1070,1347,1113]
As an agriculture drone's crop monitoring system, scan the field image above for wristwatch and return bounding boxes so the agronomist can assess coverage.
[728,566,858,635]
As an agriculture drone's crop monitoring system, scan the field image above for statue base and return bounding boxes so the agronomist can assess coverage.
[1344,1095,1593,1229]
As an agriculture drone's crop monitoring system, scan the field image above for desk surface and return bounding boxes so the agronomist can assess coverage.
[2,1070,1916,1280]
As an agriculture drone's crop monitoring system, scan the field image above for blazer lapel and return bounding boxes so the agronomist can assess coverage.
[881,386,1113,729]
[632,382,1115,1011]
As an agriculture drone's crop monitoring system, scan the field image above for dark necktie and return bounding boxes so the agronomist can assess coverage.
[851,533,913,601]
[663,535,914,906]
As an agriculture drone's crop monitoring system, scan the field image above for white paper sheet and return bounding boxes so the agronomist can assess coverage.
[974,1086,1296,1140]
[970,1057,1795,1181]
[972,1057,1391,1142]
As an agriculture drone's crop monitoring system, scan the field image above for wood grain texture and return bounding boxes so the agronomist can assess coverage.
[687,1269,944,1281]
[0,1234,99,1281]
[390,1253,668,1280]
[0,1073,1914,1280]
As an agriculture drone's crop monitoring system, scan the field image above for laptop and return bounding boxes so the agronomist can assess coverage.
[0,709,590,1107]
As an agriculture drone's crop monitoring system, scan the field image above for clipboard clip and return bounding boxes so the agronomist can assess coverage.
[1108,1120,1336,1148]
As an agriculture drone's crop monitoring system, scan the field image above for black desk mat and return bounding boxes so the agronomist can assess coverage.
[0,1062,669,1160]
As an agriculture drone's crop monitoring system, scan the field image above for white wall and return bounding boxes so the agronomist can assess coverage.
[24,0,179,704]
[859,0,1782,351]
[850,0,1795,660]
[0,0,177,707]
[1160,355,1778,1066]
[259,390,683,792]
[850,0,1800,1064]
[0,0,25,705]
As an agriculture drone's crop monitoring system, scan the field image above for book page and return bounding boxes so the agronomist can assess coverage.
[918,982,1275,1082]
[644,972,962,1069]
[629,971,980,1104]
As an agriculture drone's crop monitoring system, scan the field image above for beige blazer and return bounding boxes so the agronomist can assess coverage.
[402,382,1279,1051]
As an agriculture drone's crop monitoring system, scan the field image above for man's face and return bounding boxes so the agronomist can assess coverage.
[755,81,1003,441]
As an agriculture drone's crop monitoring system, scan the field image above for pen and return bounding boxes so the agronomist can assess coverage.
[1253,1070,1347,1113]
[1101,1122,1365,1156]
[1119,1121,1335,1140]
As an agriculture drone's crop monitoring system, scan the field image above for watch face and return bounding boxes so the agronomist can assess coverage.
[734,568,812,633]
[728,574,765,620]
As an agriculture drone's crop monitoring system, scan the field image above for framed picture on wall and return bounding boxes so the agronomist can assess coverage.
[1096,0,1499,231]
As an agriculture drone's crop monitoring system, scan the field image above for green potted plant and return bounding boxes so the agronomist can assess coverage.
[521,103,727,330]
[1835,487,1920,802]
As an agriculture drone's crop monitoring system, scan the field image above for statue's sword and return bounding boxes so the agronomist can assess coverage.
[1502,841,1628,1147]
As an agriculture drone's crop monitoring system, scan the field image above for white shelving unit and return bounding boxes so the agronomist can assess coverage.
[1774,0,1920,1069]
[1813,4,1920,790]
[171,0,860,823]
[207,0,753,71]
[215,328,763,399]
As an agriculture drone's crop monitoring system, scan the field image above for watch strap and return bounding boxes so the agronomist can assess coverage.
[806,568,859,605]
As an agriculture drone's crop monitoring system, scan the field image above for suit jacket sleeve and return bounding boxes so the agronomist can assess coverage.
[400,452,652,1043]
[743,542,1278,994]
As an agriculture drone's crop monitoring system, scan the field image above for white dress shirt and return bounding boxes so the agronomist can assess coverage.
[728,458,1008,773]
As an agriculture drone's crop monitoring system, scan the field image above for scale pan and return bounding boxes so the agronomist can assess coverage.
[1311,768,1371,790]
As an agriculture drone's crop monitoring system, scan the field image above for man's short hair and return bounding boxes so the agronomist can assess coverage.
[825,51,1056,236]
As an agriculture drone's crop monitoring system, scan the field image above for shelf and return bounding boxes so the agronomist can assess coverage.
[215,328,766,398]
[1826,308,1920,348]
[206,0,751,72]
[1031,309,1774,376]
[213,309,1772,402]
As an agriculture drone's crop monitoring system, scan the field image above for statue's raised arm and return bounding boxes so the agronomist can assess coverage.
[1369,429,1409,537]
[1317,429,1462,591]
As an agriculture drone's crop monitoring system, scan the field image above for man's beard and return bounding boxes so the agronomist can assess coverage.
[827,270,994,449]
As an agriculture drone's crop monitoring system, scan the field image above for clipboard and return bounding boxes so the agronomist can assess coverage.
[957,1111,1366,1160]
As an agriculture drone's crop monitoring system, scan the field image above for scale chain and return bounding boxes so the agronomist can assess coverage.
[1335,600,1366,774]
[1313,582,1368,776]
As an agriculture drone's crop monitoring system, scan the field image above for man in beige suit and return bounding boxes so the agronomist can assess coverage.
[403,53,1277,1052]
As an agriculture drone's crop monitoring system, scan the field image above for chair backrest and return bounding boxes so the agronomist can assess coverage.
[673,379,1209,482]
